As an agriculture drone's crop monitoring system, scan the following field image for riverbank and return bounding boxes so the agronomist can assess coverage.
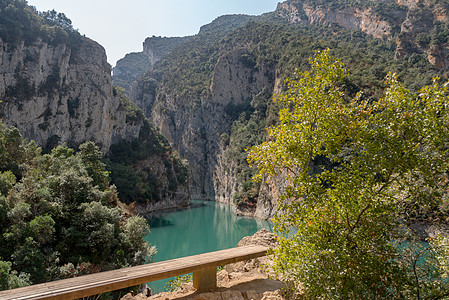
[121,229,291,300]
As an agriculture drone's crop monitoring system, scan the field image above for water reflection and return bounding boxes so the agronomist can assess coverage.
[144,200,273,292]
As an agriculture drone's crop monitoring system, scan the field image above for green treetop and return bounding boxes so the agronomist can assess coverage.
[0,123,155,292]
[248,49,449,299]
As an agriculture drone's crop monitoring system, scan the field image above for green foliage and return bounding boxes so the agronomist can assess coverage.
[139,15,257,98]
[0,260,31,290]
[106,120,188,205]
[164,274,192,292]
[0,122,154,291]
[0,171,16,196]
[39,9,73,30]
[0,0,79,47]
[139,14,445,209]
[248,50,449,298]
[78,141,110,190]
[113,86,145,122]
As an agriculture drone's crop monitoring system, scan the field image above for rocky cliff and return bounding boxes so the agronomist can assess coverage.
[0,1,189,211]
[0,34,138,153]
[277,0,406,38]
[277,0,449,69]
[123,1,448,220]
[113,36,190,94]
[143,36,190,66]
[129,33,275,205]
[112,52,152,95]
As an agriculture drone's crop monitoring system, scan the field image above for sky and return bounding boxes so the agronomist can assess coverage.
[27,0,281,66]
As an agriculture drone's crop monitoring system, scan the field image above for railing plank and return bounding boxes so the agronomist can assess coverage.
[0,245,268,300]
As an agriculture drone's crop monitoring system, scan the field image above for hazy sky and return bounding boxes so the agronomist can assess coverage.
[27,0,281,66]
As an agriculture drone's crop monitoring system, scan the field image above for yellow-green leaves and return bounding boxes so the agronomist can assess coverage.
[249,50,449,298]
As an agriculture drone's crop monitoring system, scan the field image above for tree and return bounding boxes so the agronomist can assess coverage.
[248,49,449,299]
[0,123,155,291]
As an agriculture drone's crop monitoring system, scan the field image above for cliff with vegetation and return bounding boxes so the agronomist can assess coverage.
[0,1,139,153]
[112,36,190,94]
[277,0,449,69]
[0,0,189,213]
[118,0,449,219]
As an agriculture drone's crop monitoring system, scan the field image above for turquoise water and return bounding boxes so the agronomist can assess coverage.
[143,200,273,293]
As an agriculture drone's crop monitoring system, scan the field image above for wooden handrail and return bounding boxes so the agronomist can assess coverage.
[0,245,268,300]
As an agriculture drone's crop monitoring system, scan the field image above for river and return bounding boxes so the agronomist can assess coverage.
[143,200,274,292]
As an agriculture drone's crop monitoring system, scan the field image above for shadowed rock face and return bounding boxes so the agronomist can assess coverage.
[131,46,275,203]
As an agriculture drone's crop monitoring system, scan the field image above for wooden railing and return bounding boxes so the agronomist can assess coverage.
[0,245,268,300]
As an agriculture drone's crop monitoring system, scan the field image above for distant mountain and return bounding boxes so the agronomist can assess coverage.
[118,0,449,218]
[113,36,190,94]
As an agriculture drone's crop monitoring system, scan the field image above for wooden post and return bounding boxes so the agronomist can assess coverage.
[193,266,217,290]
[0,245,268,299]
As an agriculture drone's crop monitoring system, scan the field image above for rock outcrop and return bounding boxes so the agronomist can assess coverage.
[113,36,190,94]
[143,36,190,66]
[277,0,449,69]
[112,52,152,95]
[277,0,406,38]
[0,36,135,153]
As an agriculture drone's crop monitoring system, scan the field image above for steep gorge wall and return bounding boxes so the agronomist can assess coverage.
[277,0,449,70]
[127,0,449,219]
[0,36,140,152]
[113,36,190,94]
[131,47,276,209]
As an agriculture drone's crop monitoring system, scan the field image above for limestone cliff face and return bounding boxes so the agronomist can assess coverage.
[277,0,449,70]
[112,36,189,95]
[0,1,190,213]
[0,37,139,152]
[112,52,152,95]
[277,1,405,38]
[131,47,275,204]
[143,36,189,66]
[211,49,273,204]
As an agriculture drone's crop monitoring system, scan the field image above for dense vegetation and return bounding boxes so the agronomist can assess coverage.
[223,21,446,207]
[0,0,81,47]
[249,50,449,299]
[139,15,259,99]
[106,87,188,206]
[113,36,191,94]
[106,126,188,206]
[0,121,155,292]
